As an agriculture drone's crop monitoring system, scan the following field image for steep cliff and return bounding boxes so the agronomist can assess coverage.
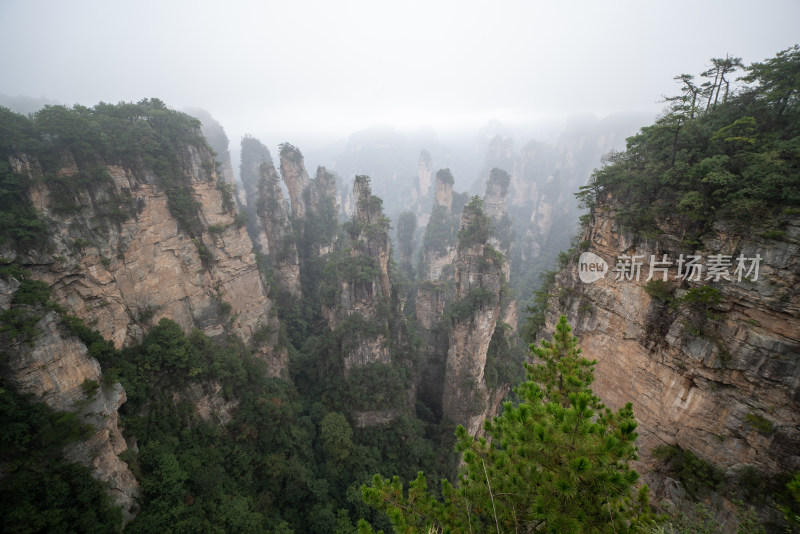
[322,176,392,351]
[253,149,302,298]
[0,290,140,518]
[483,168,513,281]
[237,135,273,254]
[411,149,433,210]
[304,165,340,257]
[417,169,461,282]
[547,206,799,481]
[542,51,800,527]
[279,143,311,220]
[476,115,647,323]
[441,198,511,435]
[0,102,286,521]
[6,141,282,372]
[317,175,417,425]
[185,107,235,185]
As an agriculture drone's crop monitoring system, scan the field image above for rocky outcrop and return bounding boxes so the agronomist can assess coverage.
[311,166,339,213]
[352,175,392,301]
[173,381,239,426]
[483,167,510,221]
[418,169,459,282]
[483,168,513,280]
[318,175,417,427]
[305,166,340,257]
[185,108,235,185]
[63,381,139,522]
[279,144,311,220]
[546,204,800,510]
[0,308,139,519]
[254,155,302,298]
[414,170,465,418]
[322,176,393,376]
[7,147,284,374]
[238,135,273,254]
[434,168,454,213]
[354,410,401,428]
[396,211,417,282]
[441,199,507,435]
[1,122,288,521]
[412,149,433,205]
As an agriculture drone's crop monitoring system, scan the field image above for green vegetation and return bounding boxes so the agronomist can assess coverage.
[681,286,723,323]
[0,100,225,255]
[278,142,302,163]
[577,46,800,236]
[682,286,722,309]
[420,204,455,252]
[0,378,123,531]
[56,311,441,532]
[346,363,410,412]
[216,178,236,212]
[0,277,64,342]
[656,500,767,534]
[361,316,651,533]
[436,167,454,186]
[396,211,417,279]
[645,279,675,303]
[745,412,774,435]
[484,321,526,389]
[781,473,800,527]
[457,196,491,248]
[319,249,382,307]
[521,270,557,342]
[652,445,724,499]
[444,287,497,324]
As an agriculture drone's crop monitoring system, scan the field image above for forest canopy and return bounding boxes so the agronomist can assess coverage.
[577,46,800,235]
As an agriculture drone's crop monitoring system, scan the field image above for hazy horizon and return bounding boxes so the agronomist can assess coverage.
[2,0,798,147]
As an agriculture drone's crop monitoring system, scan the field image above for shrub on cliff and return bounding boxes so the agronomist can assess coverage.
[576,45,800,235]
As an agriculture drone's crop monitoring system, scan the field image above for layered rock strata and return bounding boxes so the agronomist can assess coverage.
[1,126,287,521]
[546,204,800,496]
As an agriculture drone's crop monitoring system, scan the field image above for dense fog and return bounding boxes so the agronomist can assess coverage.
[1,0,797,144]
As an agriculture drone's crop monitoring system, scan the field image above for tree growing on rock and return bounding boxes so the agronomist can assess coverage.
[360,315,652,533]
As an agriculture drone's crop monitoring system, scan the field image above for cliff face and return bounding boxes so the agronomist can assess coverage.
[254,155,302,298]
[351,175,392,302]
[238,136,273,254]
[414,169,518,426]
[418,169,459,282]
[483,168,513,280]
[412,149,433,207]
[240,139,339,298]
[483,167,510,221]
[323,176,393,375]
[306,166,340,257]
[441,199,508,435]
[547,205,800,487]
[0,304,139,518]
[0,115,286,520]
[7,147,283,374]
[279,144,311,220]
[185,108,235,185]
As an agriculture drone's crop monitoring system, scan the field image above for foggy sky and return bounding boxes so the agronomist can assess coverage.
[1,0,798,143]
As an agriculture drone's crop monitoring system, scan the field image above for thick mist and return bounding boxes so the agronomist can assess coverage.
[1,0,798,144]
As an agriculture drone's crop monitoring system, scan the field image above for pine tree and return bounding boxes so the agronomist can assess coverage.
[361,315,652,533]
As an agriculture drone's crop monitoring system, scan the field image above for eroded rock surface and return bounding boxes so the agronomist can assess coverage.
[546,205,800,483]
